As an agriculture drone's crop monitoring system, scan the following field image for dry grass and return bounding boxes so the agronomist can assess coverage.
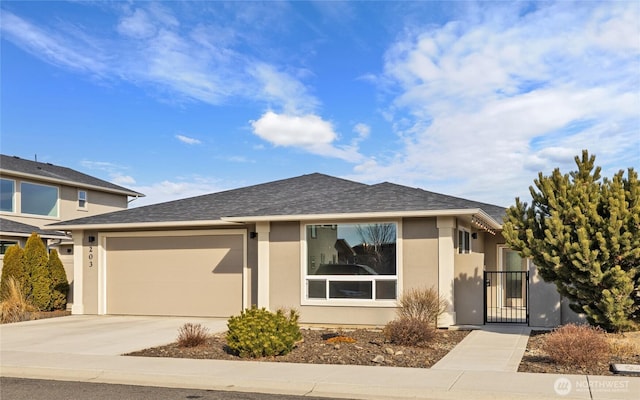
[609,333,639,358]
[542,324,610,367]
[0,277,37,324]
[176,323,210,348]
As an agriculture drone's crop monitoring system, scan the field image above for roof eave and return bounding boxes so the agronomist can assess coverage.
[223,208,503,228]
[0,231,71,240]
[0,170,144,198]
[45,219,241,231]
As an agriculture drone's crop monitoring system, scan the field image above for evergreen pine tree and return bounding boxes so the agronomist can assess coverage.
[48,249,69,311]
[24,233,52,311]
[0,245,27,301]
[503,151,639,331]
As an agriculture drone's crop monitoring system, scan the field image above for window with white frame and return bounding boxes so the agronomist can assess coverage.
[0,240,18,255]
[78,190,87,209]
[20,182,59,217]
[458,228,470,254]
[0,179,15,213]
[305,222,397,301]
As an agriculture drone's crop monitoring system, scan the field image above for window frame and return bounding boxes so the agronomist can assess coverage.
[77,189,88,210]
[0,178,16,213]
[20,181,59,218]
[458,227,471,254]
[0,240,18,255]
[301,220,401,307]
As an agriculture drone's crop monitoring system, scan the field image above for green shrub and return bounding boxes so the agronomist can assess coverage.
[0,245,27,301]
[24,233,51,310]
[397,286,447,326]
[383,317,435,347]
[177,323,209,347]
[226,307,302,358]
[48,249,69,311]
[542,324,610,367]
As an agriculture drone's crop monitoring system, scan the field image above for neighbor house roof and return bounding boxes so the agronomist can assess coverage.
[0,218,69,240]
[0,154,143,197]
[47,173,506,230]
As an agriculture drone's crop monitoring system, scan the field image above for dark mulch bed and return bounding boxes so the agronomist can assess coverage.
[127,328,470,368]
[518,330,640,376]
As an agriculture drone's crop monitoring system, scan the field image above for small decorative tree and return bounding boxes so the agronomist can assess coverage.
[48,249,69,311]
[24,233,52,311]
[0,245,27,301]
[503,150,639,332]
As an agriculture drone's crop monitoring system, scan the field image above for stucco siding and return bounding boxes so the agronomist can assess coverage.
[454,253,485,325]
[268,221,301,310]
[402,217,438,291]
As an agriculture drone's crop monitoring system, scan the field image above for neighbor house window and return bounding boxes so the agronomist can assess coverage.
[20,182,59,217]
[78,190,87,209]
[458,228,470,254]
[0,179,15,213]
[305,222,397,301]
[0,240,18,255]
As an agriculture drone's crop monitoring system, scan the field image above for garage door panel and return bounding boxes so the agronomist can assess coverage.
[106,234,243,317]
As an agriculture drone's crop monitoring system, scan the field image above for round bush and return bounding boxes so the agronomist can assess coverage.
[226,307,302,358]
[383,317,435,347]
[541,324,610,367]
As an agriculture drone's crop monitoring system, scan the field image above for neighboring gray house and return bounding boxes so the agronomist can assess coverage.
[48,173,582,327]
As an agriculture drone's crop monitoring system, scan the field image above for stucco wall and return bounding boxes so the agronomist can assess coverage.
[269,221,301,310]
[483,232,505,271]
[454,252,485,325]
[402,217,439,291]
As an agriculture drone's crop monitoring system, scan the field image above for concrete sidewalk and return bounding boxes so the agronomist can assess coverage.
[1,317,638,399]
[433,325,531,372]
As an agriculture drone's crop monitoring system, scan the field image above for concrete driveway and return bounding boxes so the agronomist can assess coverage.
[0,315,228,356]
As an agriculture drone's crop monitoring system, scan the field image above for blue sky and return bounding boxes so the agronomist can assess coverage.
[1,1,638,208]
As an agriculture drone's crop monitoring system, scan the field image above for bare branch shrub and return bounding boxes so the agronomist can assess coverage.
[542,324,610,367]
[397,286,447,326]
[176,323,210,348]
[383,318,435,347]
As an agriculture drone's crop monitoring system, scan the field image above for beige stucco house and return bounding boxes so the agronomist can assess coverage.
[0,154,143,301]
[47,173,582,327]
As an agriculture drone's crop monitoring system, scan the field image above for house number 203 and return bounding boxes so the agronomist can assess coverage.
[88,246,94,268]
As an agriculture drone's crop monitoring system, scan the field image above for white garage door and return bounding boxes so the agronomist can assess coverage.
[105,232,244,317]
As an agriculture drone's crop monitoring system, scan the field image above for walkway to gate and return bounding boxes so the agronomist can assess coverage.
[431,325,531,372]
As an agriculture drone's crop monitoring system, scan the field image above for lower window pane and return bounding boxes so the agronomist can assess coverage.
[329,281,372,299]
[308,280,326,299]
[376,280,396,300]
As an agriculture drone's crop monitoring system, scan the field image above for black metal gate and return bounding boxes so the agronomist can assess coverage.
[484,271,529,324]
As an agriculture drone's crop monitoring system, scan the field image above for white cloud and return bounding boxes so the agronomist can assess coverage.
[0,11,107,75]
[251,111,363,162]
[353,123,370,140]
[175,134,201,145]
[352,1,640,206]
[128,178,223,207]
[117,9,156,39]
[111,174,136,186]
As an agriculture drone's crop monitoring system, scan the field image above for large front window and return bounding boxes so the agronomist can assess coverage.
[305,223,397,301]
[21,182,58,217]
[0,179,15,212]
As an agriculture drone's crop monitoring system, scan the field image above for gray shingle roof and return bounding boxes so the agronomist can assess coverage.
[48,173,506,228]
[0,218,69,239]
[0,154,143,197]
